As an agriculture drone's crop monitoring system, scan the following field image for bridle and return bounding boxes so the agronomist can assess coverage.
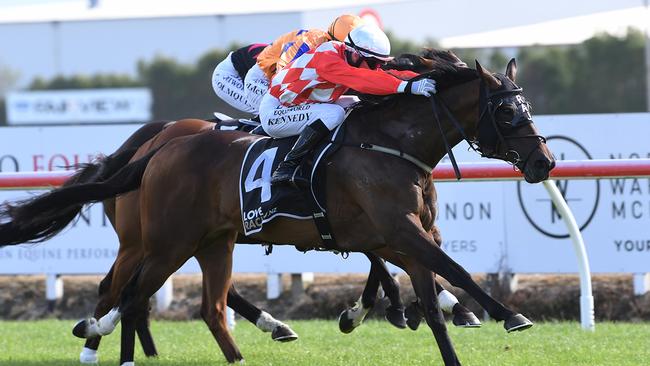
[431,73,546,180]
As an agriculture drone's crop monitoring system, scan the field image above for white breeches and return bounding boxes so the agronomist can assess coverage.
[259,93,359,138]
[211,52,259,114]
[243,63,269,115]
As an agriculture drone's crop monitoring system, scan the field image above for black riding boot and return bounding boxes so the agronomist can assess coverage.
[271,120,330,185]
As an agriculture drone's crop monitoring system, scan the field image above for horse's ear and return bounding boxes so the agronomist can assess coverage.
[475,60,501,89]
[506,58,517,82]
[419,56,433,70]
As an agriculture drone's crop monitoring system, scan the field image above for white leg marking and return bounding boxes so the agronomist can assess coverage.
[120,362,135,366]
[79,347,98,364]
[438,290,459,314]
[255,311,285,332]
[347,296,371,327]
[88,308,121,336]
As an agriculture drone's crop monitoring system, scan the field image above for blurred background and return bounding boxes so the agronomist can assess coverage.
[0,0,649,329]
[0,0,648,123]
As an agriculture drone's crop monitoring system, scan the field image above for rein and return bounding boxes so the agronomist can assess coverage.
[344,71,546,178]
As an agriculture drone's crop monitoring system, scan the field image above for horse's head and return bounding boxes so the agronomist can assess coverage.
[472,59,555,183]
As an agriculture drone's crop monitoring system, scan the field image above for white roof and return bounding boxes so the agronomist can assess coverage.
[0,0,406,23]
[440,6,650,48]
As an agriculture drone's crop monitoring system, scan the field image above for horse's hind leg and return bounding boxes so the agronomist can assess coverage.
[226,283,298,342]
[192,232,243,362]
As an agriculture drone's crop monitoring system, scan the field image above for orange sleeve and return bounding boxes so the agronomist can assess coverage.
[256,30,299,80]
[277,29,330,72]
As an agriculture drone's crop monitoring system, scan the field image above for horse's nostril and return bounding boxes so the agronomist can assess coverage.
[534,159,549,171]
[549,160,556,170]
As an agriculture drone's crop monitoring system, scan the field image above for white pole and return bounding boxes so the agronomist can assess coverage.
[643,0,650,111]
[155,276,174,312]
[543,180,595,331]
[45,274,63,301]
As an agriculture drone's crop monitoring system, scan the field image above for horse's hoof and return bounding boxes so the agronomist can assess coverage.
[504,313,533,332]
[72,319,90,339]
[452,311,482,328]
[338,309,356,334]
[385,306,407,329]
[404,302,422,331]
[272,325,298,342]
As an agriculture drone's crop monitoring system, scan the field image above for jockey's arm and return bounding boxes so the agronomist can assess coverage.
[316,53,413,95]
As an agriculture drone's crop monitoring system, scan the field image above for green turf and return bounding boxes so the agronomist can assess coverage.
[0,320,648,365]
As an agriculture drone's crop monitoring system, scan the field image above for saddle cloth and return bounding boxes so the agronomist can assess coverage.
[238,126,343,236]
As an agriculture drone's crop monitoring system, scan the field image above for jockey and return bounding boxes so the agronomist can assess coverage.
[259,23,437,185]
[211,15,363,117]
[211,43,268,115]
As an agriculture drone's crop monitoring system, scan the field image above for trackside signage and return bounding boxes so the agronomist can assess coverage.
[0,113,648,275]
[6,88,152,125]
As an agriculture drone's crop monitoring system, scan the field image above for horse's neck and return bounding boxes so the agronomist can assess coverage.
[347,79,479,171]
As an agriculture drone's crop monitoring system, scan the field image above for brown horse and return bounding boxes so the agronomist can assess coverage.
[67,120,299,365]
[75,50,484,363]
[76,117,478,363]
[0,58,554,365]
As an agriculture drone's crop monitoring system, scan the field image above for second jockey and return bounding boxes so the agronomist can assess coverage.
[211,43,268,115]
[259,24,437,185]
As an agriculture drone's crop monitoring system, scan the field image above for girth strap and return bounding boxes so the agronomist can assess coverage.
[358,143,434,174]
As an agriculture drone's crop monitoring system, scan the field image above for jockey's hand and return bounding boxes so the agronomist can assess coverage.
[405,79,437,97]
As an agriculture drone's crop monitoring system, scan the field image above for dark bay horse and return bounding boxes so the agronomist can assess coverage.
[73,50,484,363]
[0,59,554,365]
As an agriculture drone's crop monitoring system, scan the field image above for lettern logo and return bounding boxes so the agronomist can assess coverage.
[517,136,600,238]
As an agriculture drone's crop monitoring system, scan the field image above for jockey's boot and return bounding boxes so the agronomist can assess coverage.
[271,119,329,186]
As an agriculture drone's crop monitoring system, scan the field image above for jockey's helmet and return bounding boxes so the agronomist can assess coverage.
[327,14,364,42]
[344,24,393,62]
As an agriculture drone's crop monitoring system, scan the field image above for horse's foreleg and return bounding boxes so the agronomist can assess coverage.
[339,252,405,333]
[365,252,406,328]
[226,284,298,342]
[384,215,530,331]
[193,232,243,363]
[408,264,461,366]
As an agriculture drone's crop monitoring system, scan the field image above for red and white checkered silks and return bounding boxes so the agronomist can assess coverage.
[268,41,414,106]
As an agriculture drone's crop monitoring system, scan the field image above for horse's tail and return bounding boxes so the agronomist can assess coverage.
[0,145,162,247]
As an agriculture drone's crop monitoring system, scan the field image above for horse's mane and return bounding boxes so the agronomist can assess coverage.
[355,48,478,111]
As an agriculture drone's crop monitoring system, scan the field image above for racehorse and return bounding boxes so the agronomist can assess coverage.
[72,50,484,363]
[73,117,478,363]
[0,58,554,365]
[64,121,299,364]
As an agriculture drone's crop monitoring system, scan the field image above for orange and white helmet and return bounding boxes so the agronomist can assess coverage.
[344,23,393,62]
[327,14,364,42]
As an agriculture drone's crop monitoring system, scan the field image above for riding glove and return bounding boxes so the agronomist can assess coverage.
[400,79,437,97]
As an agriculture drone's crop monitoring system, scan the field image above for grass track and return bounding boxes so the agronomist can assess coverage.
[0,320,649,365]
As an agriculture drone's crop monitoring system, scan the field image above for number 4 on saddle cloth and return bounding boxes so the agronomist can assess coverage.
[239,125,345,249]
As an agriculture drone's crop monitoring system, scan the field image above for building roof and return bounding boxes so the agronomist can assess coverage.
[439,6,650,48]
[0,0,407,24]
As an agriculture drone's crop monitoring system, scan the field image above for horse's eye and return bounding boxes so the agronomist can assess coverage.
[497,106,515,122]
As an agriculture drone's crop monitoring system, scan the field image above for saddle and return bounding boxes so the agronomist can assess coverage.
[210,112,262,134]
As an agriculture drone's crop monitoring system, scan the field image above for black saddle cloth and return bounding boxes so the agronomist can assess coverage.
[238,126,344,236]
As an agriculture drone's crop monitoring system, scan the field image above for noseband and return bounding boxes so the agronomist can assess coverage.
[431,75,546,180]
